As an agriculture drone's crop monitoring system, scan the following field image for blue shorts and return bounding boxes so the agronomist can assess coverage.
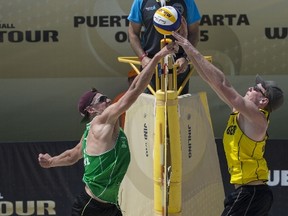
[221,184,273,216]
[71,190,122,216]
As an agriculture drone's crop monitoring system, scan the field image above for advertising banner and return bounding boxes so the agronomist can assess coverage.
[1,139,288,215]
[121,93,224,215]
[197,0,287,76]
[0,141,83,216]
[0,0,287,78]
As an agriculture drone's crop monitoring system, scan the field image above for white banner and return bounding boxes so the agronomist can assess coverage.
[120,93,224,215]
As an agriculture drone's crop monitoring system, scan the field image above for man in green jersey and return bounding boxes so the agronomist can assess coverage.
[173,19,284,216]
[38,42,178,216]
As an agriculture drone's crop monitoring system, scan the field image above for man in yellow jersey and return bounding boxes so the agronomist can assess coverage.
[172,19,284,216]
[38,43,178,216]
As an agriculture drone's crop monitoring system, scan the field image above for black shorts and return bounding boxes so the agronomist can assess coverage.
[221,184,273,216]
[71,190,122,216]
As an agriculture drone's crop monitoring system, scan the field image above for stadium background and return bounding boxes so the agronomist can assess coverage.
[0,0,287,215]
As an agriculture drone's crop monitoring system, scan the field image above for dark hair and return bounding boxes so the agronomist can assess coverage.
[256,75,284,112]
[77,88,99,122]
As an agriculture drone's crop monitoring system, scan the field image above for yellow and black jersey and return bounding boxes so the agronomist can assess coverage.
[223,109,270,184]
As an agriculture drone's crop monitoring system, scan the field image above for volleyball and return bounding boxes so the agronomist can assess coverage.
[153,6,181,35]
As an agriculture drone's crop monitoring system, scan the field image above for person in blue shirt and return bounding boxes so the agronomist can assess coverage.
[128,0,201,94]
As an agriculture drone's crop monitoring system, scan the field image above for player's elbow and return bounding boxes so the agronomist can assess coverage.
[67,153,80,165]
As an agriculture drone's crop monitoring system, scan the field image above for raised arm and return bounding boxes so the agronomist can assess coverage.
[172,21,268,133]
[173,19,267,125]
[187,21,200,47]
[99,43,178,125]
[175,31,248,107]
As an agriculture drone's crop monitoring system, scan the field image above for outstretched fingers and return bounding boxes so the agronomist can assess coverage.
[172,31,190,48]
[177,16,188,38]
[172,31,184,41]
[166,42,179,53]
[160,42,178,57]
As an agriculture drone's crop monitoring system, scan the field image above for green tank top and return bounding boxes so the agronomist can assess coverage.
[223,109,270,185]
[82,123,130,204]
